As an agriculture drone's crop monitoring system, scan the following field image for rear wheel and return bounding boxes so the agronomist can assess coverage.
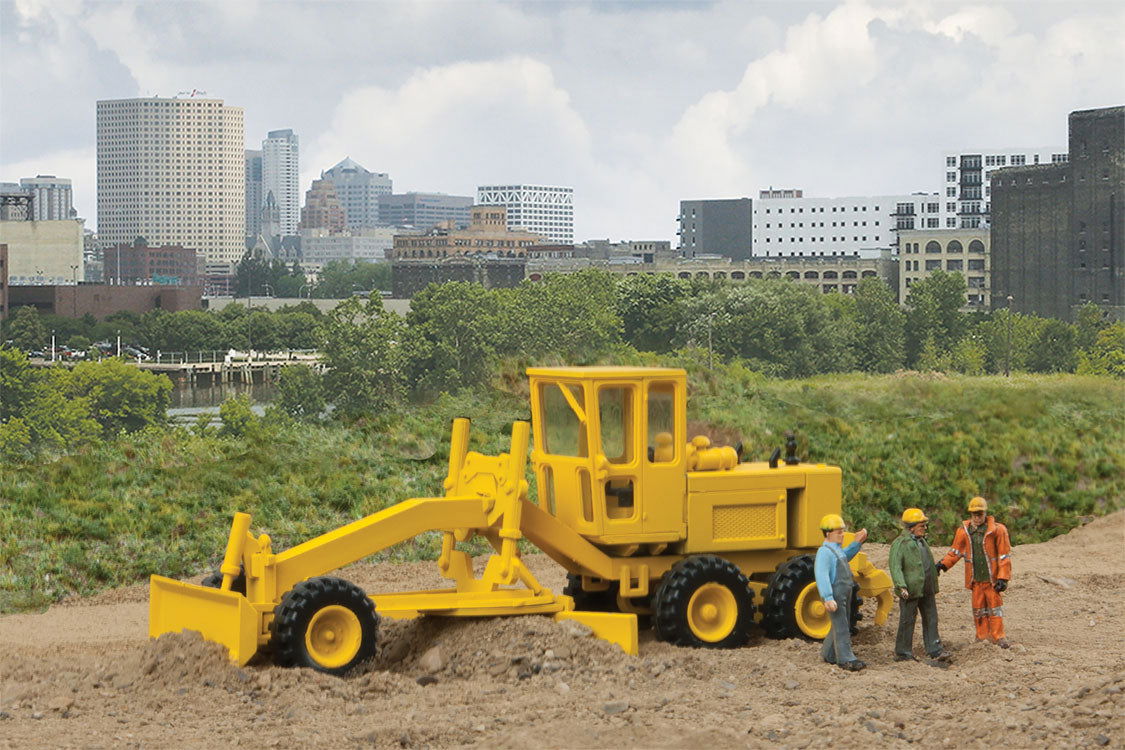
[762,554,859,640]
[270,577,379,675]
[652,555,754,648]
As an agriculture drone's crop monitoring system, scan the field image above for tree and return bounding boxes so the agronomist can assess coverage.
[1075,302,1111,351]
[276,364,326,421]
[1076,322,1125,377]
[904,271,968,366]
[145,310,224,352]
[7,306,48,352]
[402,282,502,393]
[319,294,405,419]
[496,270,622,362]
[65,359,172,436]
[851,278,906,373]
[615,274,690,353]
[1027,318,1077,373]
[314,261,392,298]
[275,312,321,349]
[0,347,99,456]
[223,310,282,351]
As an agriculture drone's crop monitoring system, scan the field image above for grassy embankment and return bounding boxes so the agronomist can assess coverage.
[1,368,1121,613]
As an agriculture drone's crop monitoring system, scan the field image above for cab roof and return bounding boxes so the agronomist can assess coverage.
[527,366,686,380]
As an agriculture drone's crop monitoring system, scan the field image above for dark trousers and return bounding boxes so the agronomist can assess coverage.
[895,592,943,658]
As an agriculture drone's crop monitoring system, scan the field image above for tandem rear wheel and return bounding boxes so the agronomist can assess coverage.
[761,554,860,640]
[269,576,379,675]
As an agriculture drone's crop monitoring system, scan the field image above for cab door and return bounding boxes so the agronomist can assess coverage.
[641,378,687,537]
[530,379,600,537]
[593,381,644,540]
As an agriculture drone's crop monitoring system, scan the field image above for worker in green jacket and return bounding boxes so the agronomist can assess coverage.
[889,508,951,663]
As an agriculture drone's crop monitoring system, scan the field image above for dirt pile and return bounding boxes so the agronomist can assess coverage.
[1,512,1122,749]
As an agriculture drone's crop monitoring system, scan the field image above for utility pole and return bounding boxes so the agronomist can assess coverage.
[1004,295,1014,377]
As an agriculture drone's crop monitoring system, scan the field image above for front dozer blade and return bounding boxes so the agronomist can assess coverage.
[149,575,260,666]
[555,611,639,656]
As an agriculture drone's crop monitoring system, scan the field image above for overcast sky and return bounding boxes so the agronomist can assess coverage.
[2,0,1123,242]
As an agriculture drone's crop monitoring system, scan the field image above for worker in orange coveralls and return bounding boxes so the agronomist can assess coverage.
[937,496,1012,648]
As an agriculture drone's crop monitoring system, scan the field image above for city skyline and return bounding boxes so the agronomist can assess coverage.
[2,0,1123,242]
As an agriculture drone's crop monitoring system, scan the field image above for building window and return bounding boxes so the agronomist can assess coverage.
[926,259,942,271]
[968,259,985,271]
[925,241,941,254]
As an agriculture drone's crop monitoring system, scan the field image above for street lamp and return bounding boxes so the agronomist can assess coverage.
[1004,295,1014,377]
[70,264,79,317]
[51,329,56,363]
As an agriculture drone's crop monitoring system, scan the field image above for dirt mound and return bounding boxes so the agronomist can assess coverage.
[2,513,1122,748]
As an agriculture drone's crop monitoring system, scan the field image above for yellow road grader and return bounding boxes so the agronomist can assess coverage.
[150,366,893,674]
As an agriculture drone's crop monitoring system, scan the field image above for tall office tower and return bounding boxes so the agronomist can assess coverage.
[378,192,473,230]
[476,184,573,243]
[299,178,346,234]
[320,157,392,229]
[96,96,245,267]
[678,198,753,259]
[941,148,1066,229]
[245,149,263,239]
[19,175,74,220]
[262,129,299,235]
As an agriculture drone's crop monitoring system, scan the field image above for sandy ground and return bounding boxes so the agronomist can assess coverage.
[1,512,1122,749]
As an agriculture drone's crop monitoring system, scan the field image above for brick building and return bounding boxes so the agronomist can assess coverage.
[299,178,346,234]
[990,106,1124,319]
[7,284,203,318]
[103,243,203,286]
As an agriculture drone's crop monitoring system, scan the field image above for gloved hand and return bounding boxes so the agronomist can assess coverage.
[935,562,947,573]
[897,587,909,600]
[994,579,1008,593]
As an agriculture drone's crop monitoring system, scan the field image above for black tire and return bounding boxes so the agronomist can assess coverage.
[652,555,755,648]
[270,576,379,675]
[201,568,246,595]
[762,554,860,640]
[562,573,619,611]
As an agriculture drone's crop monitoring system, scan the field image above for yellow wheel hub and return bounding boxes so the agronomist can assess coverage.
[686,582,738,642]
[304,605,363,669]
[793,581,832,639]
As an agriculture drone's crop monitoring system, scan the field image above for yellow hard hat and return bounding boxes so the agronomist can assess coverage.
[901,508,928,524]
[967,496,988,513]
[819,513,846,531]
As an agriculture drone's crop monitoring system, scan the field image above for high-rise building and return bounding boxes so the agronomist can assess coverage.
[379,192,473,230]
[320,158,392,229]
[678,198,753,259]
[19,176,74,220]
[476,184,573,243]
[299,178,346,234]
[244,149,263,239]
[96,96,245,267]
[990,106,1124,319]
[941,148,1067,229]
[262,129,299,236]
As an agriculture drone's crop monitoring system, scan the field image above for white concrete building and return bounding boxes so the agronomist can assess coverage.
[321,157,392,229]
[19,176,74,220]
[300,227,397,270]
[262,129,299,236]
[0,219,84,285]
[941,148,1066,228]
[96,96,245,268]
[752,191,940,259]
[476,184,573,243]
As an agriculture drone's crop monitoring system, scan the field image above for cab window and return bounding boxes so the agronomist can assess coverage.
[598,385,635,464]
[540,383,587,457]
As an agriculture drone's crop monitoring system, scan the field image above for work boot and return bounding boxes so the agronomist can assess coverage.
[893,654,918,662]
[839,660,866,672]
[928,650,953,662]
[996,638,1011,649]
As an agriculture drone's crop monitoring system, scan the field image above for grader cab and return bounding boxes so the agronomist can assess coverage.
[150,366,892,673]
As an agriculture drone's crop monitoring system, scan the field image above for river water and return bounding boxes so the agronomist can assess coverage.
[168,381,277,420]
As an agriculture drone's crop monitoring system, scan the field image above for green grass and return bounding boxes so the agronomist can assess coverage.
[2,371,1121,613]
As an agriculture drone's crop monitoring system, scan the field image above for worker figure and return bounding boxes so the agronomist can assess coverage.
[815,514,869,671]
[938,497,1012,648]
[889,508,950,662]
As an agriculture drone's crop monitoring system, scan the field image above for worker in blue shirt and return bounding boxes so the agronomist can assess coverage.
[815,513,869,671]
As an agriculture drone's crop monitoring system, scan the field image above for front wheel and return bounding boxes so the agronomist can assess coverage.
[652,555,755,648]
[270,576,379,675]
[762,554,859,640]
